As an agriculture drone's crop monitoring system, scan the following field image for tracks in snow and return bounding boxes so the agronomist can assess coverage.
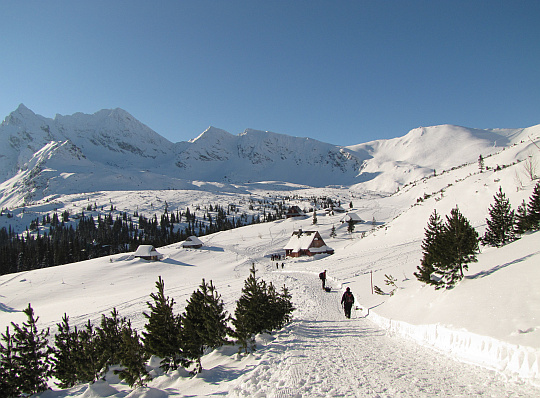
[228,270,539,397]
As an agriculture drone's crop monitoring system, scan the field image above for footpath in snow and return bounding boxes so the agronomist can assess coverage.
[227,271,540,397]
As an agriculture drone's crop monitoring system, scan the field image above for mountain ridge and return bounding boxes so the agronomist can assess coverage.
[1,104,538,208]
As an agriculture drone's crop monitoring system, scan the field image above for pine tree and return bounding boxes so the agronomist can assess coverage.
[114,321,151,388]
[233,264,269,353]
[312,211,318,225]
[266,284,295,331]
[515,200,532,234]
[181,279,232,373]
[439,207,479,288]
[142,276,184,371]
[77,320,101,383]
[330,225,337,238]
[414,210,445,288]
[53,314,80,388]
[527,181,540,230]
[96,308,128,375]
[347,218,355,233]
[11,303,52,396]
[482,187,516,247]
[0,326,19,398]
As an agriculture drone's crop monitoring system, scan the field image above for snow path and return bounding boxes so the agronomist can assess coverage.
[228,271,539,397]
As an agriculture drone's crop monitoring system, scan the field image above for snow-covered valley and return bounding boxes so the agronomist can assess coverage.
[1,105,540,396]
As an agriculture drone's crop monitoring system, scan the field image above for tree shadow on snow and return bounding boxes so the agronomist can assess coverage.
[0,302,20,313]
[466,251,540,280]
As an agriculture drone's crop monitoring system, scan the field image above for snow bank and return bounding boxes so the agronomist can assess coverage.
[364,309,540,386]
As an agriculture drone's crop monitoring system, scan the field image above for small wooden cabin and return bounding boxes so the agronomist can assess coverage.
[182,236,204,249]
[284,229,334,257]
[133,245,163,261]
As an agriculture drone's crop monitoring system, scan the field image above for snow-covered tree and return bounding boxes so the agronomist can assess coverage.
[142,276,184,371]
[482,187,516,247]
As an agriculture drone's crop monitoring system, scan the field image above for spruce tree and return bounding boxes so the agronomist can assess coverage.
[53,314,80,388]
[142,276,184,371]
[114,321,151,388]
[414,209,445,288]
[527,181,540,230]
[266,284,294,330]
[482,187,516,247]
[181,279,232,373]
[77,320,101,383]
[0,327,19,398]
[347,218,355,233]
[96,308,128,375]
[515,200,532,234]
[11,303,52,396]
[439,207,479,288]
[233,264,269,353]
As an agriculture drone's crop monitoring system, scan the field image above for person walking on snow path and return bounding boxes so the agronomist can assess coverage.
[319,270,327,290]
[341,287,354,318]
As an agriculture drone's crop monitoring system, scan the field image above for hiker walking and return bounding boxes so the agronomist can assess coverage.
[341,287,355,318]
[319,270,327,290]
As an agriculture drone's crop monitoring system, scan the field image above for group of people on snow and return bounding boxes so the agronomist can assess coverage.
[319,270,355,319]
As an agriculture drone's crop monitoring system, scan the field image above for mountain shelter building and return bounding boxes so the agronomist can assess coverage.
[285,206,306,218]
[182,236,204,249]
[133,245,163,261]
[284,229,334,257]
[341,212,364,224]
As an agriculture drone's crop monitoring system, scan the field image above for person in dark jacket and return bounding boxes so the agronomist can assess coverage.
[319,270,327,290]
[341,287,355,318]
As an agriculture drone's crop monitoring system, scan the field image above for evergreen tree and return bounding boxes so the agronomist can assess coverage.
[0,327,18,398]
[77,320,101,383]
[438,207,479,288]
[414,210,445,288]
[142,276,184,371]
[482,187,516,247]
[114,321,151,388]
[527,181,540,230]
[96,308,128,375]
[330,225,337,238]
[53,314,80,388]
[181,279,232,373]
[515,200,532,234]
[11,303,52,396]
[233,264,269,353]
[266,284,295,331]
[312,211,318,225]
[232,264,294,353]
[347,218,355,233]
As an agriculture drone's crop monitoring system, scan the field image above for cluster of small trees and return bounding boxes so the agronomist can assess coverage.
[0,266,294,395]
[415,181,540,289]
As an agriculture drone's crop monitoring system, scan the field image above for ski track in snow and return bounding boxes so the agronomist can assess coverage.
[228,271,539,397]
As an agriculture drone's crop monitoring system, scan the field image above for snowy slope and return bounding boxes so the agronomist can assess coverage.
[1,129,540,396]
[2,105,536,209]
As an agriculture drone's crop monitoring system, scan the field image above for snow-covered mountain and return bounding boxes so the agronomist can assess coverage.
[1,105,540,396]
[1,104,538,209]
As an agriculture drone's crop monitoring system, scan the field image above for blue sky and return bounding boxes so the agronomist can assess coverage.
[1,1,539,145]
